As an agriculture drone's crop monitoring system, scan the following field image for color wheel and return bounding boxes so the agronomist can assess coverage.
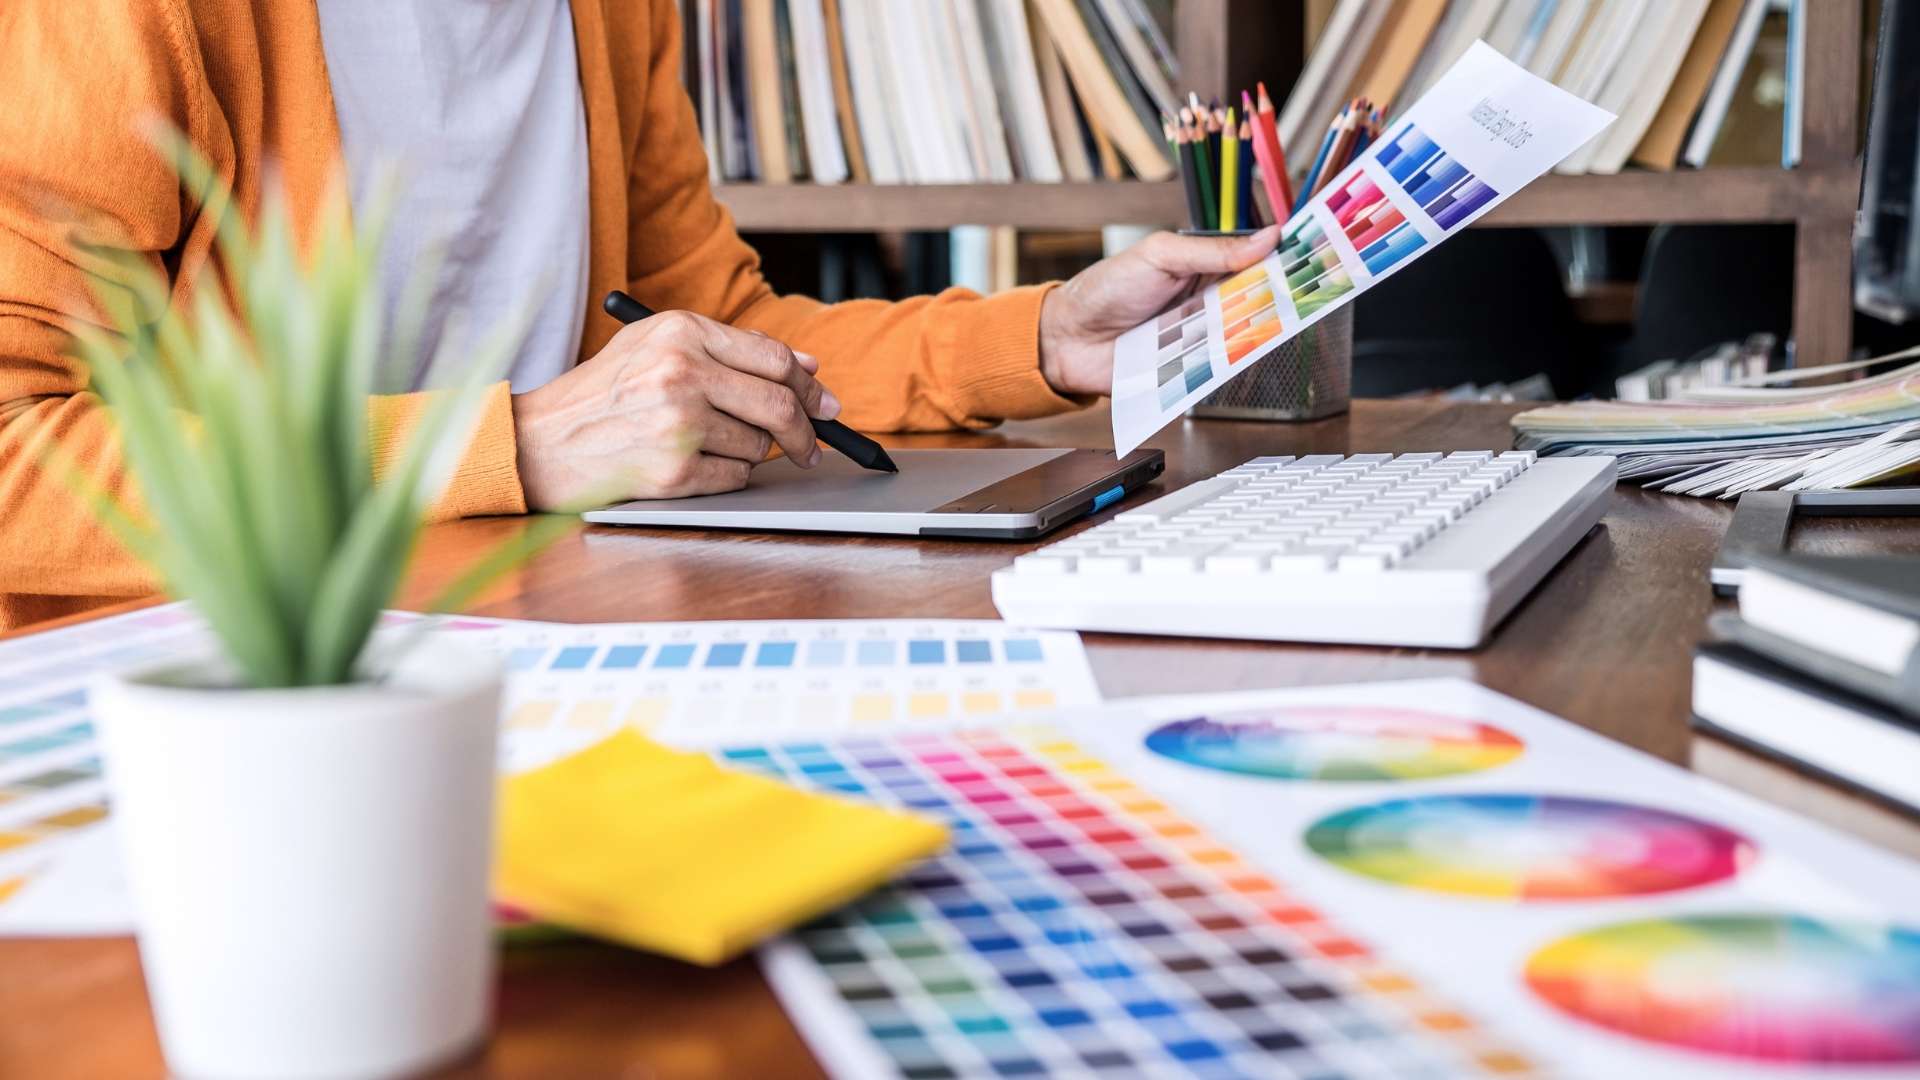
[1527,914,1920,1064]
[1142,706,1523,781]
[1305,794,1753,900]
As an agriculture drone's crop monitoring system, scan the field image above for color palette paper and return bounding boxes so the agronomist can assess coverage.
[749,728,1536,1078]
[1527,914,1920,1064]
[0,604,1098,935]
[1304,794,1754,900]
[1111,43,1615,454]
[1144,705,1525,781]
[1019,680,1920,1078]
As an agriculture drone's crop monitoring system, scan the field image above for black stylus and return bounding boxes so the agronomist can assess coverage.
[602,291,898,474]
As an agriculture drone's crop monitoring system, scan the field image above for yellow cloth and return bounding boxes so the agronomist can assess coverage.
[495,730,948,966]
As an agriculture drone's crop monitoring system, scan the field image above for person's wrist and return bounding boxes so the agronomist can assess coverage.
[509,388,554,511]
[1037,285,1079,396]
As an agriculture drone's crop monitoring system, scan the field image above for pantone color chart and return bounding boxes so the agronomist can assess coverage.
[1057,680,1920,1078]
[1143,706,1525,782]
[496,620,1098,773]
[1111,44,1615,455]
[1152,297,1216,410]
[0,605,1097,935]
[0,605,193,933]
[1304,795,1754,901]
[750,728,1535,1079]
[1527,915,1920,1065]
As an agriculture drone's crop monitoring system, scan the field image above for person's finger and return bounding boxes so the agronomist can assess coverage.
[1139,224,1283,277]
[669,454,754,497]
[794,350,820,374]
[704,362,822,467]
[691,408,774,463]
[696,320,840,420]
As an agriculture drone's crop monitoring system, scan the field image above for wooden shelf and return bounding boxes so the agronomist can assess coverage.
[717,167,1859,233]
[716,182,1187,232]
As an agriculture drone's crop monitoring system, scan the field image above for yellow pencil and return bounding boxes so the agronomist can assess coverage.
[1219,106,1239,233]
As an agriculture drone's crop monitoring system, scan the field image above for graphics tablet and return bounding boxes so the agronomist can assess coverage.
[583,448,1164,539]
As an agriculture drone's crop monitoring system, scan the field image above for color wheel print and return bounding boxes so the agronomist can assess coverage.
[1526,914,1920,1064]
[1142,705,1524,781]
[1305,794,1753,900]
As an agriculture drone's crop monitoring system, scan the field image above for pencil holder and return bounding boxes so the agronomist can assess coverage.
[1177,229,1263,238]
[1187,304,1352,422]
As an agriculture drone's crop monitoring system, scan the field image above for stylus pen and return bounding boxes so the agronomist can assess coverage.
[603,291,897,473]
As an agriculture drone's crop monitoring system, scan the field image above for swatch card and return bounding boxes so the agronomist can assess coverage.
[0,604,1099,935]
[1110,42,1616,455]
[752,679,1920,1079]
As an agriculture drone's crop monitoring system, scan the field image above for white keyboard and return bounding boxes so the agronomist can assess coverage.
[991,451,1614,648]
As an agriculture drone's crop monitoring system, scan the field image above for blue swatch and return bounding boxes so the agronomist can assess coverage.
[601,645,647,670]
[653,643,696,669]
[857,640,895,666]
[756,641,797,668]
[1003,639,1044,662]
[955,640,991,664]
[807,640,847,667]
[550,646,597,671]
[507,647,546,672]
[908,640,946,665]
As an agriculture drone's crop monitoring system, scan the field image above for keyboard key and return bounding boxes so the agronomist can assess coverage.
[1014,554,1078,575]
[1269,551,1334,572]
[1337,553,1393,572]
[1116,478,1241,522]
[1077,555,1139,574]
[1203,552,1268,573]
[1140,546,1223,573]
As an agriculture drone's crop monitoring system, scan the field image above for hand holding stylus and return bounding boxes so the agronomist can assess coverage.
[509,294,856,511]
[603,292,896,473]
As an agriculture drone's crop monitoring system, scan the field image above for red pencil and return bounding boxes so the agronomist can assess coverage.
[1246,86,1294,219]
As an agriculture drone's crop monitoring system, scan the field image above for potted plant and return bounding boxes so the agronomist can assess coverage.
[65,137,563,1079]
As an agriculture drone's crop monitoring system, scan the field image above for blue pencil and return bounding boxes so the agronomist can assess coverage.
[1293,104,1347,215]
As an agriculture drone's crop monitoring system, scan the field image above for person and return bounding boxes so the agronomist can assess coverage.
[0,0,1279,630]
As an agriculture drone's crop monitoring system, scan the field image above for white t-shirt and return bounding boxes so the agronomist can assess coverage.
[316,0,591,393]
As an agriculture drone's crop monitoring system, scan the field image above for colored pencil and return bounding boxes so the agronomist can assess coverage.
[1168,115,1205,230]
[1293,102,1347,214]
[1218,106,1239,234]
[1186,111,1218,231]
[1237,119,1256,229]
[1253,83,1295,214]
[1311,99,1365,201]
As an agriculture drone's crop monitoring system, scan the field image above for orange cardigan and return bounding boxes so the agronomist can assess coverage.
[0,0,1081,630]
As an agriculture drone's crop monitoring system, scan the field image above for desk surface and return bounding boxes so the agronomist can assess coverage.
[6,399,1919,1079]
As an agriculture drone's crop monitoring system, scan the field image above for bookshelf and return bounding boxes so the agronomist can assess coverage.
[712,1,1867,366]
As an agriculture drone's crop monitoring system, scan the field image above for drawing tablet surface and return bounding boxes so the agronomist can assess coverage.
[583,448,1163,539]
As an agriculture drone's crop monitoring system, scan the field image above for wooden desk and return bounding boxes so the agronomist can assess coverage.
[6,400,1918,1079]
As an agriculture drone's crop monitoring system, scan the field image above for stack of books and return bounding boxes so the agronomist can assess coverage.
[1282,0,1804,177]
[686,0,1179,185]
[1693,555,1920,816]
[1512,346,1920,498]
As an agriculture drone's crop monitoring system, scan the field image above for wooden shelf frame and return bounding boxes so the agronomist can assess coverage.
[712,0,1868,364]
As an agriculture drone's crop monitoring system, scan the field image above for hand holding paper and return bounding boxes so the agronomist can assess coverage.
[1109,43,1615,455]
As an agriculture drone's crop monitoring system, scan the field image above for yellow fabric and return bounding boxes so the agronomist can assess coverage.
[496,730,948,966]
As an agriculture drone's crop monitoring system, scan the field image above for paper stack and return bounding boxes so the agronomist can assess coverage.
[1512,347,1920,498]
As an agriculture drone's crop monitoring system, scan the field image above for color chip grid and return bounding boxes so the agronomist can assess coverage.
[501,634,1052,675]
[1151,297,1218,410]
[745,728,1537,1079]
[1377,125,1498,232]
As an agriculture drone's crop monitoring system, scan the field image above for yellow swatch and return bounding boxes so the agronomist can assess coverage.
[496,730,947,966]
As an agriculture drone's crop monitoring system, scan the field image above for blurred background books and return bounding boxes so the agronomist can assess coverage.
[693,1,1894,409]
[688,0,1180,185]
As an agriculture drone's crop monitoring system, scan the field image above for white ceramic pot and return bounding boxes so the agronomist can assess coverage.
[91,637,501,1080]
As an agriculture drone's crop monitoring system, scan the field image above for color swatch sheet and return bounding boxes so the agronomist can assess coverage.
[1110,43,1614,455]
[0,604,1097,935]
[746,680,1920,1079]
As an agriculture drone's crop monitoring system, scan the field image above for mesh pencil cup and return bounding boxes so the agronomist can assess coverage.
[1188,304,1352,422]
